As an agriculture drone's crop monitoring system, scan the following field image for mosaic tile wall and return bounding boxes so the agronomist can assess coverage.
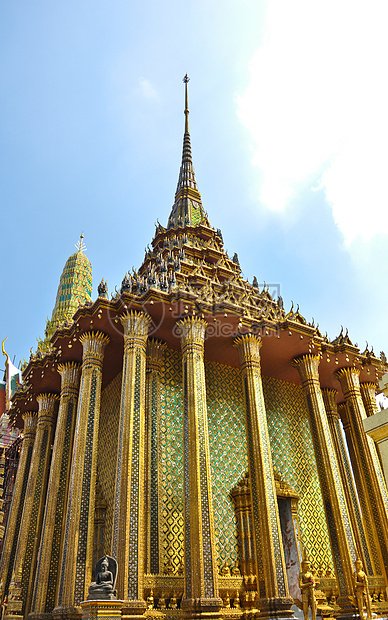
[98,372,122,554]
[95,350,333,575]
[263,375,334,570]
[205,360,247,567]
[159,348,184,572]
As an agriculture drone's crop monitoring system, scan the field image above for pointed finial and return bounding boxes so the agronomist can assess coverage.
[2,338,9,365]
[75,233,87,253]
[183,74,190,133]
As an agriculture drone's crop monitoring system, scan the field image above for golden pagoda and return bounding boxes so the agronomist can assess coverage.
[38,235,92,352]
[1,77,388,620]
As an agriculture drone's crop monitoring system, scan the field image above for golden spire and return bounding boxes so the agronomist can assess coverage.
[167,75,206,229]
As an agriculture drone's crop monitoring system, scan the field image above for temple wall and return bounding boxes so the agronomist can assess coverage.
[263,375,334,570]
[95,349,333,575]
[98,372,121,554]
[205,360,247,567]
[159,348,184,572]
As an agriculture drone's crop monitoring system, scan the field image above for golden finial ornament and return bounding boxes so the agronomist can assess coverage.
[75,233,87,253]
[183,74,190,133]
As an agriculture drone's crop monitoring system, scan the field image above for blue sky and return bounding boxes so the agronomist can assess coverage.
[1,0,388,370]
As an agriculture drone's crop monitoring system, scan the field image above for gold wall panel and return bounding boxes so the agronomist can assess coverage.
[205,360,247,567]
[159,348,184,572]
[95,351,333,577]
[98,372,121,554]
[262,375,333,570]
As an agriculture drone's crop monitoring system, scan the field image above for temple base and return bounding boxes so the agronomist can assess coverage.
[255,596,295,620]
[52,605,82,620]
[334,596,360,620]
[28,613,54,620]
[181,597,223,619]
[80,600,124,620]
[121,599,147,620]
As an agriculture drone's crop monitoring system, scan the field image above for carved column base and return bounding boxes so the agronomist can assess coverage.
[28,613,54,620]
[80,600,124,620]
[121,600,147,620]
[255,596,294,620]
[181,597,223,619]
[52,605,82,620]
[334,596,359,620]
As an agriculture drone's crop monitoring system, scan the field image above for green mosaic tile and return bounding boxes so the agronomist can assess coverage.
[98,372,122,553]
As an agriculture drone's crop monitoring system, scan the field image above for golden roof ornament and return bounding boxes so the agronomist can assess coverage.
[75,233,87,253]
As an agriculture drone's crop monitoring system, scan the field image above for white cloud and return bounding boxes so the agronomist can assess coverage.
[136,78,159,101]
[237,0,388,244]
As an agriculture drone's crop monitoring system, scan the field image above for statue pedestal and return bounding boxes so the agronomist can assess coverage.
[80,600,123,620]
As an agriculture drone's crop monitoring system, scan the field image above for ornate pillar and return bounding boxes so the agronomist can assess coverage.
[336,367,388,582]
[360,382,378,418]
[145,339,166,575]
[0,449,5,545]
[30,363,81,619]
[178,316,222,618]
[293,355,357,615]
[8,394,58,619]
[111,312,151,618]
[0,412,37,600]
[54,331,109,615]
[234,334,293,620]
[322,389,373,575]
[230,473,255,577]
[338,402,381,576]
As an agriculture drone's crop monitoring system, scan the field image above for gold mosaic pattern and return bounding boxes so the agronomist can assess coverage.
[98,373,122,554]
[263,375,333,570]
[157,353,333,575]
[159,349,184,572]
[205,360,247,567]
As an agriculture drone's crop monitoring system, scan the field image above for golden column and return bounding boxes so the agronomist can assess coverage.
[338,402,381,576]
[234,334,293,620]
[0,412,37,601]
[111,311,151,618]
[293,355,356,615]
[321,388,373,575]
[177,316,222,618]
[9,394,58,619]
[145,338,166,575]
[360,382,378,418]
[335,367,388,582]
[54,331,109,614]
[30,363,81,619]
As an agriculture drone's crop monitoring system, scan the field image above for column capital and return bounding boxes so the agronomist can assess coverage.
[176,316,207,352]
[337,401,350,426]
[120,310,151,339]
[146,339,166,373]
[233,333,262,368]
[57,361,81,386]
[21,411,38,437]
[360,381,378,390]
[360,382,379,418]
[292,353,320,384]
[36,393,59,423]
[321,388,338,419]
[335,366,361,396]
[79,330,110,366]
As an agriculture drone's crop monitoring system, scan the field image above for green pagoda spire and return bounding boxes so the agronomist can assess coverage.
[39,235,92,351]
[167,75,206,229]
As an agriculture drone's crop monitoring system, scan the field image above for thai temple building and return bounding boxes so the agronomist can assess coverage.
[1,77,388,620]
